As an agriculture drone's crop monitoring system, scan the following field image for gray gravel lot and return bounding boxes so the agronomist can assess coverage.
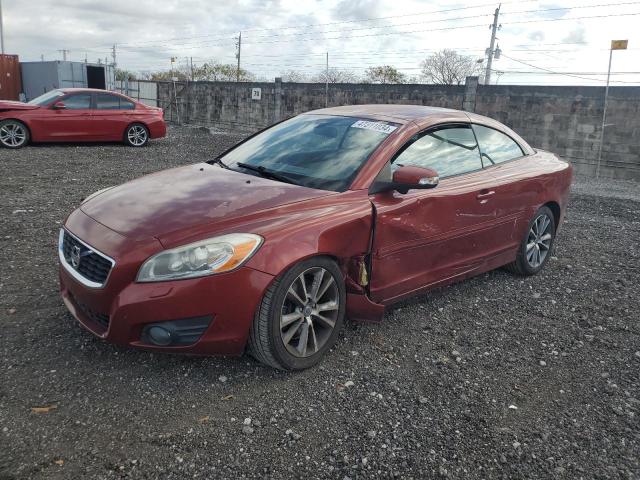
[0,126,638,479]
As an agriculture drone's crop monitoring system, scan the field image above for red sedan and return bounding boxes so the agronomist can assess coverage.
[58,105,572,370]
[0,88,166,148]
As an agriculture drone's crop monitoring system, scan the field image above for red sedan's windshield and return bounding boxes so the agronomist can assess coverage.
[220,114,399,192]
[27,90,65,106]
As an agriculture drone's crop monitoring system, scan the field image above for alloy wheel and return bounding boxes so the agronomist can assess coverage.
[279,267,340,358]
[526,213,553,268]
[127,125,148,146]
[0,122,27,148]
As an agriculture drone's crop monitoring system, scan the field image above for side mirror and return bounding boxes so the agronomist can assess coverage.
[390,165,439,194]
[52,102,66,110]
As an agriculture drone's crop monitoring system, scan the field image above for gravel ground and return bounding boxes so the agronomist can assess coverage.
[0,126,638,479]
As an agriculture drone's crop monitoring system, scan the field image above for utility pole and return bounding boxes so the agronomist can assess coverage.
[58,49,70,61]
[190,56,194,81]
[0,0,5,55]
[325,52,329,107]
[40,54,44,62]
[236,32,242,82]
[111,44,117,67]
[596,39,628,178]
[484,4,501,85]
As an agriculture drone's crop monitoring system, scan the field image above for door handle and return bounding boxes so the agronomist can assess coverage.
[476,190,495,204]
[476,190,495,199]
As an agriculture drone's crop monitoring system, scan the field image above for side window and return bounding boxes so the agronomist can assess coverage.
[120,99,135,110]
[472,124,524,166]
[62,94,91,110]
[95,94,121,110]
[391,125,482,178]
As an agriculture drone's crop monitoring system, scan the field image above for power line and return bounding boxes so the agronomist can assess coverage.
[500,53,640,84]
[114,10,640,52]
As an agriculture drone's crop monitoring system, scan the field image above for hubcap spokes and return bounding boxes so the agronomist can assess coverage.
[0,124,26,147]
[280,267,339,358]
[128,126,147,146]
[526,214,552,268]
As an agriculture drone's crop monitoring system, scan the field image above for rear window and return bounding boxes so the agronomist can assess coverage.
[472,125,524,166]
[95,94,135,110]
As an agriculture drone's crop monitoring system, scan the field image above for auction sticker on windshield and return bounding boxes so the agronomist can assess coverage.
[351,120,398,134]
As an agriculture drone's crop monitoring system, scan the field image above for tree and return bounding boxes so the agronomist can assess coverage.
[192,62,254,82]
[115,69,137,81]
[279,70,308,82]
[146,70,188,81]
[312,68,357,83]
[420,49,482,85]
[138,61,254,82]
[364,65,406,84]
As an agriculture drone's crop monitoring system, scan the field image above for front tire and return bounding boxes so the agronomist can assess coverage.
[124,123,149,147]
[248,257,346,370]
[505,206,556,276]
[0,120,29,149]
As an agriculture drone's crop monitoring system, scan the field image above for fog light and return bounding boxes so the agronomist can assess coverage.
[147,326,172,346]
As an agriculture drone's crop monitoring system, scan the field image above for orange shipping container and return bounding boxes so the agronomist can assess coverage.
[0,54,22,101]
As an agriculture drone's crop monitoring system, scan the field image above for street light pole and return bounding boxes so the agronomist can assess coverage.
[596,39,628,179]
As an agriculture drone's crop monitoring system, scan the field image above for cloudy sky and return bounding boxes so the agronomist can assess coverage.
[3,0,640,85]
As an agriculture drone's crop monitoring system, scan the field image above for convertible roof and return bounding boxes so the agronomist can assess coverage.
[306,104,468,124]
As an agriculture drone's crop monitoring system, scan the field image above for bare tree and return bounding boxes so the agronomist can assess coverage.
[364,65,406,84]
[280,70,308,82]
[420,49,482,85]
[312,68,357,83]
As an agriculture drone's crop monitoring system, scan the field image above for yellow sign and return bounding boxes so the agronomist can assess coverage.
[611,40,628,50]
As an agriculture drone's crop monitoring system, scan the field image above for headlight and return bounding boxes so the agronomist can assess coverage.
[136,233,263,282]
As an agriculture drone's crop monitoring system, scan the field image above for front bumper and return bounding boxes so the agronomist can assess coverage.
[59,259,274,356]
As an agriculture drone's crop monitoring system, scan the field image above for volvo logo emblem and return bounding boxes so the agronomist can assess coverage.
[70,245,82,269]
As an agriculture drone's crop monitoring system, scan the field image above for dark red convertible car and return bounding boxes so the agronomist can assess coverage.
[0,88,166,148]
[58,105,572,370]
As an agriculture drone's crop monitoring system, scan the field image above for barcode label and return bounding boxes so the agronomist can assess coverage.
[351,120,398,134]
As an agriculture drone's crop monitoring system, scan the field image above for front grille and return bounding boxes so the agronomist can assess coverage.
[60,230,113,286]
[68,291,110,331]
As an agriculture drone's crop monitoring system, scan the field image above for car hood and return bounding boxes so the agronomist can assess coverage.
[0,100,39,111]
[80,163,336,242]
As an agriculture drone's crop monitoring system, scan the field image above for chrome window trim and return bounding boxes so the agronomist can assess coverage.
[58,229,116,289]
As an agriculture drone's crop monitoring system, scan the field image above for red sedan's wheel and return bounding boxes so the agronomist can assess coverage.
[124,123,149,147]
[506,205,556,276]
[0,120,30,149]
[248,257,346,370]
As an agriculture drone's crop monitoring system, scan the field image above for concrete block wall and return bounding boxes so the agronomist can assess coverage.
[474,85,640,179]
[158,79,640,180]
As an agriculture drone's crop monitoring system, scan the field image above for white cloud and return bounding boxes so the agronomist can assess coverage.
[3,0,640,85]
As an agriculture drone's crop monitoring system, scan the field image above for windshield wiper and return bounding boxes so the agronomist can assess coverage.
[236,162,298,186]
[210,157,229,169]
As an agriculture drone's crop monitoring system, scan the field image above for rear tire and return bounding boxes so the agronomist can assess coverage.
[505,205,556,276]
[248,257,346,370]
[124,123,149,147]
[0,120,29,149]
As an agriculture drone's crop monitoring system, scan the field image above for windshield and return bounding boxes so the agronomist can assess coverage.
[27,90,65,106]
[219,114,399,192]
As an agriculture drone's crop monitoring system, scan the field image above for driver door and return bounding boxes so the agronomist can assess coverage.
[369,124,503,304]
[34,93,94,141]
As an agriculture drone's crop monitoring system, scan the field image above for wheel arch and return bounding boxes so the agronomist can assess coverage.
[543,200,561,228]
[0,117,32,137]
[123,121,149,139]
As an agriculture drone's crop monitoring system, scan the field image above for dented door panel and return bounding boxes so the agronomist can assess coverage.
[369,169,508,304]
